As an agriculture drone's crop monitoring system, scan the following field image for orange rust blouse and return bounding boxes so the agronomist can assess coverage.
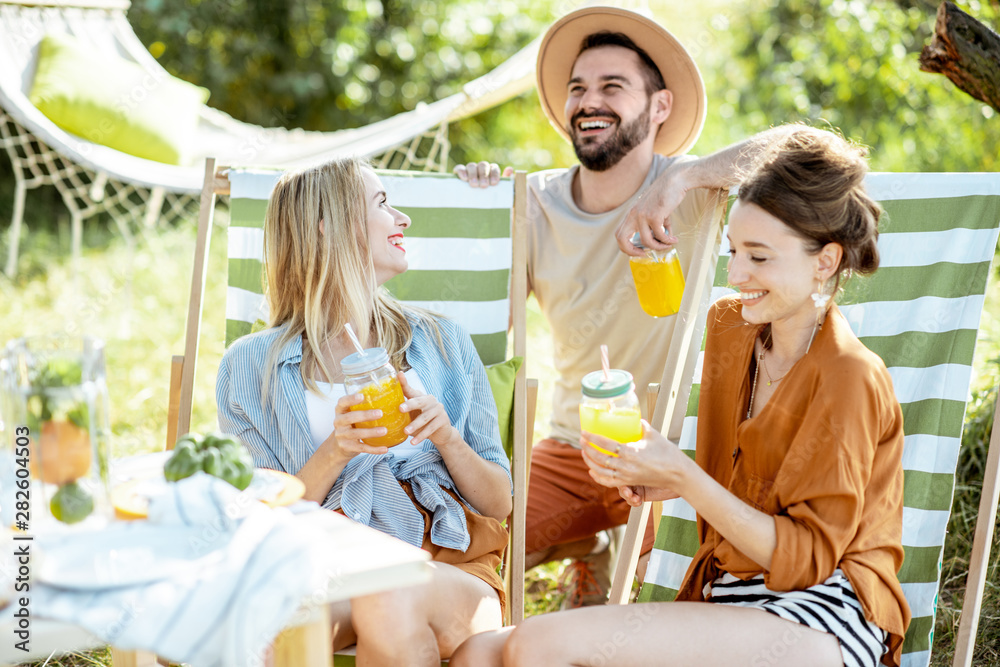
[676,295,911,667]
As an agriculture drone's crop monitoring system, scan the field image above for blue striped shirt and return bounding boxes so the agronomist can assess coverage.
[216,316,512,551]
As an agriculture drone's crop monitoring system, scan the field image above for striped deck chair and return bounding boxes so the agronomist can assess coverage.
[163,159,531,667]
[610,173,1000,667]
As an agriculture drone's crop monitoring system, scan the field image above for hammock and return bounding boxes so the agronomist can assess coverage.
[0,0,538,275]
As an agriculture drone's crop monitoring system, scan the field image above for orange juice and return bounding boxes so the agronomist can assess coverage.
[31,419,92,485]
[349,376,411,446]
[579,405,642,456]
[629,250,685,317]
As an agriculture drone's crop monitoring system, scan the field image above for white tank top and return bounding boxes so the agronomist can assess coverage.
[305,369,427,461]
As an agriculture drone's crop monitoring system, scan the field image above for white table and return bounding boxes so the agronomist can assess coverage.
[0,509,431,667]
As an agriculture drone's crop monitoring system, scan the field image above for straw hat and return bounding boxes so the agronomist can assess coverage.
[536,6,706,157]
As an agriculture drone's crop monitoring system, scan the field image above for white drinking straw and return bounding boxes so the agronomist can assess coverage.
[600,344,610,383]
[343,323,383,387]
[344,323,366,356]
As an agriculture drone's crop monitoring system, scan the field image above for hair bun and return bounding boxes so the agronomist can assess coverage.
[738,125,882,284]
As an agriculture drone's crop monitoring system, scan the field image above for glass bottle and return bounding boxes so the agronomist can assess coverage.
[0,336,112,528]
[628,233,685,318]
[578,369,642,457]
[341,347,411,447]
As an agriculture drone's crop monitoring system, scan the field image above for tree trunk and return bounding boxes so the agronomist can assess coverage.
[919,1,1000,112]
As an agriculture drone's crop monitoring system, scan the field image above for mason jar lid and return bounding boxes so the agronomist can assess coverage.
[340,347,390,375]
[629,232,676,260]
[581,369,635,398]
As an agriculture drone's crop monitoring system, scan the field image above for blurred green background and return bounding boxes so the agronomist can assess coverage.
[128,0,1000,172]
[2,0,1000,664]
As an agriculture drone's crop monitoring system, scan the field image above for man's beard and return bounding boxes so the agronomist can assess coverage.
[570,106,652,172]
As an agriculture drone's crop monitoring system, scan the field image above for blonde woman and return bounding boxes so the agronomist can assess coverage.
[216,158,512,666]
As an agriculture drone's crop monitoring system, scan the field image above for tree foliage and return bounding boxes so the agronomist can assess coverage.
[6,0,988,237]
[127,0,558,167]
[691,0,1000,171]
[126,0,1000,174]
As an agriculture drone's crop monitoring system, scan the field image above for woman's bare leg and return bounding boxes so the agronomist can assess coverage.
[503,601,843,667]
[329,600,357,651]
[351,561,502,667]
[450,626,515,667]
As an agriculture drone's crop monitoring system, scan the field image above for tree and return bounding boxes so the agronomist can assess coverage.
[691,0,1000,172]
[920,1,1000,112]
[127,0,560,169]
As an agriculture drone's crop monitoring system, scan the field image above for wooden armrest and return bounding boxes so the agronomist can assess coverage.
[272,606,332,667]
[645,383,663,539]
[646,382,661,418]
[526,378,539,448]
[110,649,159,667]
[166,355,184,451]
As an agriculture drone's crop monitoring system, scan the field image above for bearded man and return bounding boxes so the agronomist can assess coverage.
[457,7,795,605]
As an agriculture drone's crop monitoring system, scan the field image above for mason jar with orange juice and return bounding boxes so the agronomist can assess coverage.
[579,369,642,457]
[628,234,685,318]
[341,347,411,447]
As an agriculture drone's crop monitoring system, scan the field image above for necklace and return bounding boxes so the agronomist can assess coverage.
[759,348,788,387]
[747,347,762,420]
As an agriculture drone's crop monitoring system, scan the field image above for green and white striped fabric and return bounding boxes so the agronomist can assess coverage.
[226,168,514,365]
[638,173,1000,667]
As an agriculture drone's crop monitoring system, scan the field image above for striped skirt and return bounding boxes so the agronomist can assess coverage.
[707,569,887,667]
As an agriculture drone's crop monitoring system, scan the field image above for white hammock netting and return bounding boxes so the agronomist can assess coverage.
[0,0,538,275]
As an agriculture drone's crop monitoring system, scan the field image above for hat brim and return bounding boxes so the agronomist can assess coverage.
[536,7,706,157]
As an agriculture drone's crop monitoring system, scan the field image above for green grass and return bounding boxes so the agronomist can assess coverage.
[19,648,112,667]
[5,216,1000,665]
[2,215,228,458]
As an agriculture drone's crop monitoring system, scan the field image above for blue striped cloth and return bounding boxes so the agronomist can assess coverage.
[20,474,323,667]
[216,314,511,551]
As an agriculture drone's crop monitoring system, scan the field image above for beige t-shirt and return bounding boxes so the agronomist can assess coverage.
[527,154,724,446]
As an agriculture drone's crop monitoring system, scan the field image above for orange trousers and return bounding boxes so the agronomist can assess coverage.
[525,438,657,556]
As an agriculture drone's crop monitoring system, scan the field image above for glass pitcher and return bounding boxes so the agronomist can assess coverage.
[0,337,113,529]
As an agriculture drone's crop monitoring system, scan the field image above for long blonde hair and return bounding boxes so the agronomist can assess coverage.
[260,157,436,401]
